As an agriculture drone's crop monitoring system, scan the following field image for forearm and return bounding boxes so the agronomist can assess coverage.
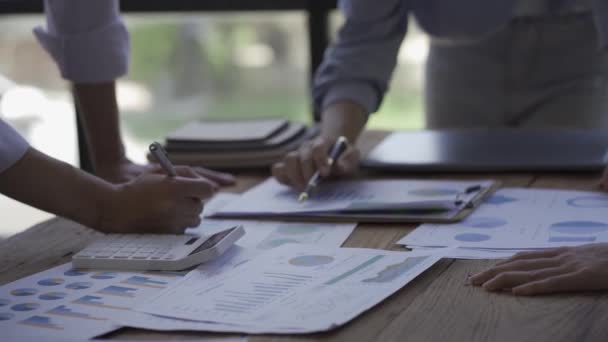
[319,100,368,143]
[313,0,407,116]
[0,148,114,229]
[73,82,126,169]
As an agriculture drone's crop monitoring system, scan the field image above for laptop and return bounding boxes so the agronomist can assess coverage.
[362,129,608,172]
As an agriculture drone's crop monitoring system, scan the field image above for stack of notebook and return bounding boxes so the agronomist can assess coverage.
[157,118,317,169]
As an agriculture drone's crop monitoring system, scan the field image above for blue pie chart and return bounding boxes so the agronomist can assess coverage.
[463,217,507,229]
[91,272,117,280]
[64,269,88,277]
[454,233,491,242]
[0,313,14,321]
[567,196,608,208]
[10,288,37,297]
[549,221,608,235]
[38,278,65,286]
[11,303,40,312]
[486,194,518,205]
[0,299,9,307]
[289,255,335,267]
[39,292,67,300]
[66,282,93,290]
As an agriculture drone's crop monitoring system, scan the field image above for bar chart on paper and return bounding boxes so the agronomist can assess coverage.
[137,246,443,333]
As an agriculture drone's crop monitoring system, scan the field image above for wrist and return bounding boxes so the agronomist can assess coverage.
[93,182,124,233]
[92,149,128,170]
[320,100,367,143]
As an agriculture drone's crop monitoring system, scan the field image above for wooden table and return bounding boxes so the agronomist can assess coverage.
[2,130,607,342]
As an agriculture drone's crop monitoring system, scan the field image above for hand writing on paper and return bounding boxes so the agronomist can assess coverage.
[272,136,360,191]
[99,165,218,234]
[469,243,608,295]
[97,157,236,186]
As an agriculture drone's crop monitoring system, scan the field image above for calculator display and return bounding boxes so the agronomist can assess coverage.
[189,227,237,255]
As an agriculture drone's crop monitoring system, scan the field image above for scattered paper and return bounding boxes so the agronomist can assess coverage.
[399,188,608,250]
[136,245,443,334]
[408,246,517,260]
[5,333,246,342]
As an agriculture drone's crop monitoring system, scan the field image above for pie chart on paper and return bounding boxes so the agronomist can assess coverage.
[567,196,608,208]
[454,233,491,242]
[289,255,335,267]
[549,221,608,235]
[38,278,65,286]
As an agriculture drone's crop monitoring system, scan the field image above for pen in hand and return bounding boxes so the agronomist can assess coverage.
[149,142,177,177]
[298,136,349,202]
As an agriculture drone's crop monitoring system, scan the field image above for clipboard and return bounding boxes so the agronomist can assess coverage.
[209,179,500,223]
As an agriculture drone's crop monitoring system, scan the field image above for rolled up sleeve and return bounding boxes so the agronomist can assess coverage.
[33,0,130,83]
[593,0,608,48]
[314,0,409,116]
[0,120,29,173]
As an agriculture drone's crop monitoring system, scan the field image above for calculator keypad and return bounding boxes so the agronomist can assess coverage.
[74,235,206,261]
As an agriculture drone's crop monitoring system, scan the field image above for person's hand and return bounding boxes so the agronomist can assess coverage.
[96,157,236,186]
[469,243,608,295]
[98,166,218,234]
[271,136,360,191]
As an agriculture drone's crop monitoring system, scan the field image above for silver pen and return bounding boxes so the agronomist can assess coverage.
[298,136,349,202]
[149,142,177,177]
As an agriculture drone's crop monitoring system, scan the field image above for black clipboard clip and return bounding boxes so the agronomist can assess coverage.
[454,185,484,208]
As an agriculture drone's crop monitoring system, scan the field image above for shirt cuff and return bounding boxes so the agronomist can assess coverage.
[0,120,30,173]
[33,18,130,83]
[318,81,380,116]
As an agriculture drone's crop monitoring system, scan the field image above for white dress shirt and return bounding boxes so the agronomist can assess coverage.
[0,0,130,173]
[33,0,130,83]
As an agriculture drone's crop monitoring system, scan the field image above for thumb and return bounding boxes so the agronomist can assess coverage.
[334,147,360,175]
[172,176,218,200]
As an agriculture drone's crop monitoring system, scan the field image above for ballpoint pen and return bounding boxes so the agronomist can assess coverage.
[298,136,349,202]
[149,141,177,177]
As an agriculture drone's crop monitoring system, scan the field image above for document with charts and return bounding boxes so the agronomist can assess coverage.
[399,188,608,249]
[118,193,357,333]
[0,263,187,340]
[136,245,443,333]
[209,178,497,222]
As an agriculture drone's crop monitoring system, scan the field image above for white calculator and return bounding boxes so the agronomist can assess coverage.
[72,226,244,271]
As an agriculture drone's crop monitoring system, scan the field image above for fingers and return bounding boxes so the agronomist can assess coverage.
[191,166,236,186]
[272,162,289,185]
[181,215,202,229]
[177,198,204,216]
[299,144,317,184]
[480,266,570,292]
[512,272,586,296]
[335,146,360,175]
[283,151,307,191]
[272,137,359,190]
[470,257,563,286]
[273,142,327,190]
[172,177,218,200]
[151,164,234,187]
[494,248,569,266]
[311,140,331,177]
